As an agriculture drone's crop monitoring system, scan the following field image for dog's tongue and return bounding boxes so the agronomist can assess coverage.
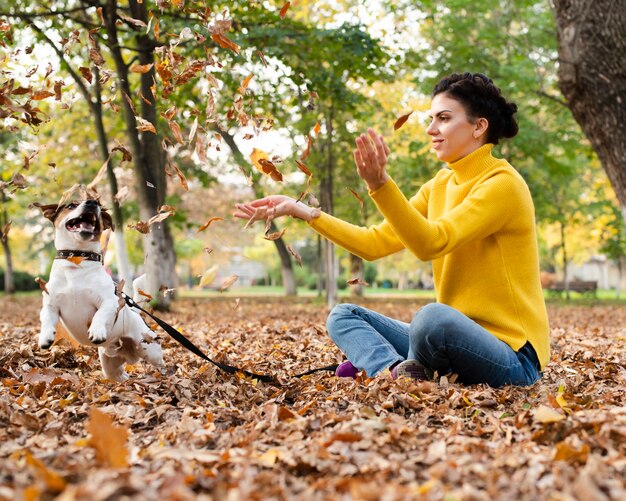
[79,221,95,232]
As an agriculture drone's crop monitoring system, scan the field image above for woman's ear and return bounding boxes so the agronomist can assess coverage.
[473,117,489,139]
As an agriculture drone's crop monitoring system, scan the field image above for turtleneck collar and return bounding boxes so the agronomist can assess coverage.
[447,143,498,183]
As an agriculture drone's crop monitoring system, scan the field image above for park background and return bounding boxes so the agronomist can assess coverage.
[0,0,625,305]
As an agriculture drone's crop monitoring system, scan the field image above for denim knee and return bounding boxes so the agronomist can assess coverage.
[326,303,357,343]
[410,303,455,354]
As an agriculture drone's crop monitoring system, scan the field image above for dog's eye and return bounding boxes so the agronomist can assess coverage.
[66,202,78,209]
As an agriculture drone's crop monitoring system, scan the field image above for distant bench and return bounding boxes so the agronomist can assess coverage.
[548,280,598,297]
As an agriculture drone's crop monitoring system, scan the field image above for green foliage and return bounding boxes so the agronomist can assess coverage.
[0,269,39,291]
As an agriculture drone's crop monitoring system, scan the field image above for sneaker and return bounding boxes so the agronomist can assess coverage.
[335,360,359,379]
[391,360,432,381]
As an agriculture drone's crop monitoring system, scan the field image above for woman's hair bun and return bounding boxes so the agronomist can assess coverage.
[433,72,519,144]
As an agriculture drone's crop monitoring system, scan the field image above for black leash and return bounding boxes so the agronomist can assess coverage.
[122,293,338,383]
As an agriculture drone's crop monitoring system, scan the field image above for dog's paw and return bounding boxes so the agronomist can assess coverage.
[38,331,56,350]
[88,325,108,345]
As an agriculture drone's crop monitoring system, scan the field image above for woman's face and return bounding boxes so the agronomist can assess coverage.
[426,93,488,163]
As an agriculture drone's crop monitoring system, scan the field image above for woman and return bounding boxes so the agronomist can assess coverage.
[234,72,549,388]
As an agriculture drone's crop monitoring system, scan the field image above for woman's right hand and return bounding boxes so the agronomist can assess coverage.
[233,195,319,226]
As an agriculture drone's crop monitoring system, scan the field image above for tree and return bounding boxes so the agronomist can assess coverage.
[553,0,626,217]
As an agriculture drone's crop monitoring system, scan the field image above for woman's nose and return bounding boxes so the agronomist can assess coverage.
[426,121,437,136]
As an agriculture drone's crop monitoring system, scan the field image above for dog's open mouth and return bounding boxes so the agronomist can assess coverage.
[66,213,100,234]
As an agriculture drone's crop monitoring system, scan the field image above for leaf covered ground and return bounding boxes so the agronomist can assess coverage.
[0,296,625,500]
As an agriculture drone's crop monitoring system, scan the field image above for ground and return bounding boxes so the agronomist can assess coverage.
[0,295,625,500]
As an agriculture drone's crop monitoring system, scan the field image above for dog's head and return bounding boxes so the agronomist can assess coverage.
[34,199,114,246]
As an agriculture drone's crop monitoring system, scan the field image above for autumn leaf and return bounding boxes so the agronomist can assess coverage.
[135,117,156,133]
[348,188,364,208]
[533,405,566,423]
[197,217,223,233]
[219,274,239,292]
[199,265,219,288]
[114,186,130,204]
[347,277,369,286]
[15,450,66,493]
[0,220,11,242]
[211,33,240,54]
[323,432,362,447]
[128,221,151,234]
[238,74,254,95]
[295,159,312,177]
[313,122,321,136]
[287,245,302,267]
[147,207,174,226]
[31,90,55,101]
[137,289,153,301]
[130,63,154,74]
[79,67,93,84]
[250,148,283,182]
[394,111,413,131]
[264,229,286,241]
[168,120,184,144]
[86,408,129,468]
[279,2,291,19]
[87,154,111,190]
[300,135,313,162]
[89,47,105,66]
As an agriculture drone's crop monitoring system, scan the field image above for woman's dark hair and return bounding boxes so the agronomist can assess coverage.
[432,72,518,144]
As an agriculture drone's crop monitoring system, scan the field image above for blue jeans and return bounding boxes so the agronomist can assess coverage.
[326,302,541,387]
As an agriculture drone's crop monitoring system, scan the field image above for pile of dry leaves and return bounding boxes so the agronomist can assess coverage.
[1,296,624,500]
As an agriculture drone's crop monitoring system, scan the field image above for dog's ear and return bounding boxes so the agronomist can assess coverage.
[101,209,115,232]
[31,203,60,222]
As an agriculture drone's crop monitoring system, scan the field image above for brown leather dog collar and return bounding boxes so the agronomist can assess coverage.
[55,250,103,263]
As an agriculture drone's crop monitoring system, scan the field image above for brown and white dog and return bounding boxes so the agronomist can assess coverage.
[35,199,164,381]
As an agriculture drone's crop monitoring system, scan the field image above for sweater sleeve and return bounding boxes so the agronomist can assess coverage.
[371,171,528,261]
[308,181,432,261]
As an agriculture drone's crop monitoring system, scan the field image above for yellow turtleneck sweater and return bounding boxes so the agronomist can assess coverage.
[309,144,550,369]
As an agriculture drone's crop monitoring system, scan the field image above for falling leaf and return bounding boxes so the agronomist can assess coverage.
[197,217,224,233]
[53,80,63,100]
[86,408,129,467]
[300,135,313,162]
[219,274,239,292]
[394,111,413,131]
[87,154,111,190]
[233,298,240,309]
[112,142,132,163]
[135,117,156,133]
[147,208,174,226]
[89,48,105,66]
[264,229,286,241]
[114,186,130,204]
[348,188,364,208]
[287,245,302,267]
[211,33,240,54]
[130,63,154,74]
[168,120,184,144]
[295,159,311,177]
[128,221,151,234]
[347,277,369,286]
[279,2,291,19]
[257,50,268,67]
[313,122,321,136]
[250,148,283,182]
[199,265,219,288]
[31,90,55,101]
[79,67,93,84]
[189,117,199,143]
[238,74,254,95]
[137,289,153,301]
[0,220,11,242]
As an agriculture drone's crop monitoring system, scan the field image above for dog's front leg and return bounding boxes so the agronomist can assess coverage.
[88,297,118,344]
[39,297,59,349]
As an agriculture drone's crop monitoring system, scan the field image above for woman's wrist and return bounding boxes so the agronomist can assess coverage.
[295,201,321,222]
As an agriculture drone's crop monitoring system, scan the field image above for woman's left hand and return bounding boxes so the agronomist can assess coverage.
[354,128,391,191]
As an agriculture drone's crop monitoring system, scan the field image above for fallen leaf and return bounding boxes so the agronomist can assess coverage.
[87,408,129,467]
[533,405,566,423]
[347,277,369,286]
[197,217,224,233]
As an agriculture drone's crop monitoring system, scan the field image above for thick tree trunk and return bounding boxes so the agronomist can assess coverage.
[105,0,176,308]
[216,127,297,296]
[553,0,626,210]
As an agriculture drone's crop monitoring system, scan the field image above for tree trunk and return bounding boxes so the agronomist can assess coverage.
[1,193,14,294]
[553,0,626,212]
[104,0,176,308]
[216,127,297,296]
[560,220,570,300]
[1,235,14,295]
[320,106,338,307]
[349,253,364,297]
